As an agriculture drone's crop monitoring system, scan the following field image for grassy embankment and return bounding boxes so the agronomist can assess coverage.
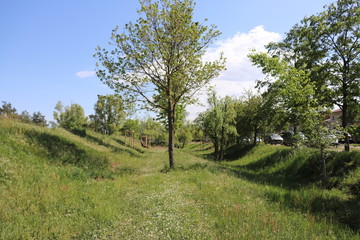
[0,119,359,239]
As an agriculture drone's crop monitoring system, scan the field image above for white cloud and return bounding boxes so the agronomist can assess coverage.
[75,70,96,78]
[187,25,282,121]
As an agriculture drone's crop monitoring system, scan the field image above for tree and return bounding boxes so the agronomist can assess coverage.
[235,92,265,145]
[201,92,237,161]
[53,101,87,131]
[122,118,140,135]
[32,111,48,127]
[249,52,319,135]
[90,94,126,135]
[95,0,225,168]
[0,101,17,118]
[175,122,193,148]
[20,110,32,123]
[139,118,167,145]
[265,0,360,151]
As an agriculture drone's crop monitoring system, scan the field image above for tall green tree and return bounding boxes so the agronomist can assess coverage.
[95,0,225,168]
[235,92,265,145]
[249,52,319,135]
[265,0,360,151]
[53,101,87,131]
[201,92,237,161]
[90,94,126,135]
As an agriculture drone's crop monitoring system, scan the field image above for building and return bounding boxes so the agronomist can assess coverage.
[325,109,342,129]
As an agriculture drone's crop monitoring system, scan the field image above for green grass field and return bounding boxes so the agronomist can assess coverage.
[0,119,359,239]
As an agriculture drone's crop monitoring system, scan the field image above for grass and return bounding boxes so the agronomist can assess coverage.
[0,119,359,239]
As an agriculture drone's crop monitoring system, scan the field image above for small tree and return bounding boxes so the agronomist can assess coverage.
[90,94,126,135]
[235,92,265,145]
[20,110,32,123]
[95,0,225,168]
[32,111,48,127]
[0,101,17,118]
[201,92,237,161]
[176,122,193,148]
[53,101,87,131]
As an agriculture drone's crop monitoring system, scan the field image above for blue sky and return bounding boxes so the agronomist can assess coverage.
[0,0,335,122]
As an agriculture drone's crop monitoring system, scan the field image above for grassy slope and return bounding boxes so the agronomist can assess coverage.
[0,120,359,239]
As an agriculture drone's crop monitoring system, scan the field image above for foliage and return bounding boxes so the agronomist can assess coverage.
[0,101,17,118]
[139,118,167,145]
[249,51,320,135]
[235,91,267,144]
[348,124,360,143]
[200,92,237,160]
[264,0,360,150]
[122,118,141,135]
[95,0,225,167]
[89,94,126,135]
[19,110,32,123]
[175,122,193,148]
[53,101,87,131]
[31,111,48,127]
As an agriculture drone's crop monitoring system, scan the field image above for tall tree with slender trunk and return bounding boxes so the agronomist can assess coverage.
[95,0,225,168]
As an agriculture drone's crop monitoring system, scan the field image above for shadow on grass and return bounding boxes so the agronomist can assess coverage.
[220,147,360,232]
[85,134,143,157]
[263,184,360,231]
[113,138,145,154]
[160,163,210,173]
[24,131,114,178]
[195,145,213,152]
[223,144,257,161]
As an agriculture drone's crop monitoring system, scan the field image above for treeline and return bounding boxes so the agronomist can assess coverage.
[193,0,360,160]
[0,95,196,149]
[0,101,48,127]
[195,90,360,161]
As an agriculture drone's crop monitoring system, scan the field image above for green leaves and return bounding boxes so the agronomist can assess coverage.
[95,0,225,111]
[95,0,225,166]
[89,94,126,135]
[53,101,87,131]
[249,51,319,133]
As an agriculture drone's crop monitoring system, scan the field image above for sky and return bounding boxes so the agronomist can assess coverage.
[0,0,336,122]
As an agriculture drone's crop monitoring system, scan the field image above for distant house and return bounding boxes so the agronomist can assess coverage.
[325,109,342,129]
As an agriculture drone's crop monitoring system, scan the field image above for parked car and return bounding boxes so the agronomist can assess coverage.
[264,134,283,145]
[335,131,353,143]
[326,134,339,146]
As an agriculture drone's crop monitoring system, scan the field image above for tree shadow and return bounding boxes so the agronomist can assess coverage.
[262,184,360,231]
[24,131,111,177]
[160,163,209,173]
[85,134,143,157]
[221,149,360,232]
[223,144,258,161]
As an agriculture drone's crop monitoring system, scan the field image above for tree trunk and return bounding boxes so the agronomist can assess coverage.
[219,123,225,161]
[213,136,219,161]
[253,127,258,145]
[168,107,175,168]
[342,102,350,152]
[342,63,350,152]
[321,146,327,186]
